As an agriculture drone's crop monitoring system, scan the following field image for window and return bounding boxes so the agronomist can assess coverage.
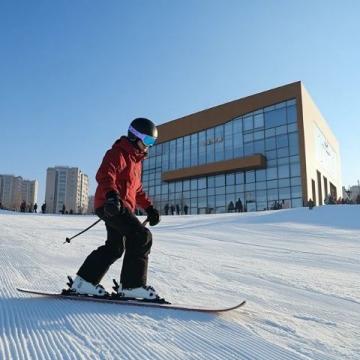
[246,171,255,183]
[278,164,290,178]
[176,138,183,169]
[183,136,191,167]
[276,134,289,148]
[289,132,299,155]
[254,130,264,140]
[243,116,253,131]
[265,128,276,138]
[291,186,302,198]
[175,181,182,192]
[226,173,235,185]
[245,183,255,191]
[207,176,215,188]
[256,190,267,201]
[215,125,224,161]
[198,131,206,164]
[244,133,253,143]
[244,141,254,156]
[268,188,278,201]
[264,108,287,128]
[191,179,198,190]
[267,167,277,180]
[278,178,290,187]
[162,142,169,170]
[169,140,176,170]
[190,134,198,166]
[183,180,190,191]
[233,127,243,157]
[256,169,266,181]
[265,137,276,150]
[233,117,242,133]
[215,174,225,187]
[256,181,266,190]
[254,140,265,153]
[288,123,297,133]
[290,163,301,177]
[277,147,289,158]
[291,177,301,186]
[198,178,207,189]
[287,105,297,123]
[224,123,233,160]
[206,128,215,163]
[254,113,264,128]
[276,125,287,135]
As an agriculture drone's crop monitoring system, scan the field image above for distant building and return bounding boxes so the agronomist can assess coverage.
[0,174,38,210]
[45,166,89,214]
[350,185,360,200]
[87,195,95,214]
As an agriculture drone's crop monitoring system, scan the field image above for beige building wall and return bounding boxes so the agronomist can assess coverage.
[0,175,38,210]
[87,195,95,214]
[21,180,38,207]
[45,168,57,213]
[66,168,79,213]
[0,175,14,209]
[79,173,89,214]
[45,166,89,214]
[300,84,342,205]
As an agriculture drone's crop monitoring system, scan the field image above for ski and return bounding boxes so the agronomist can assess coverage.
[16,288,246,313]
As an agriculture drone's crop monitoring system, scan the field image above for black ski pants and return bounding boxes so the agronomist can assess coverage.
[77,207,152,288]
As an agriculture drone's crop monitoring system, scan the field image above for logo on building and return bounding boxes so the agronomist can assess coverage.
[203,136,224,146]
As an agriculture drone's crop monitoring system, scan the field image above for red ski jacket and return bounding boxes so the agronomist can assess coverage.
[94,137,152,212]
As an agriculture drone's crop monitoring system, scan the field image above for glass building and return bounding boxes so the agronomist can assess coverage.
[142,82,341,215]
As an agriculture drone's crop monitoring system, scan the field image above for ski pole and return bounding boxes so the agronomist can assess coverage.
[64,218,102,244]
[64,218,149,244]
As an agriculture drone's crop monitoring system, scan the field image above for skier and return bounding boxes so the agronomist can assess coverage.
[69,118,161,300]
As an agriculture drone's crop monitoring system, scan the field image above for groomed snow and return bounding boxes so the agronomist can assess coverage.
[0,205,359,359]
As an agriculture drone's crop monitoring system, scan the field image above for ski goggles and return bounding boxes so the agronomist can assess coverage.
[128,125,157,147]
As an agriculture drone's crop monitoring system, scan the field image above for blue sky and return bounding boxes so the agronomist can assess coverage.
[1,0,359,202]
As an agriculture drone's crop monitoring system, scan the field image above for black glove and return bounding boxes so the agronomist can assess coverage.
[145,205,160,226]
[104,191,123,217]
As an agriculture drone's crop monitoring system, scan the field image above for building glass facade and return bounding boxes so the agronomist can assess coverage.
[142,99,303,214]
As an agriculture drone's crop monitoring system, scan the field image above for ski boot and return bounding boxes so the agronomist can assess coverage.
[63,275,108,297]
[112,279,170,304]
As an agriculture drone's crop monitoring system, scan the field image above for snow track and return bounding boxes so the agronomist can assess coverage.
[1,206,359,359]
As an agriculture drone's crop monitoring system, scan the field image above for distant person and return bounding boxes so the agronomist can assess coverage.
[183,204,189,215]
[41,203,46,214]
[308,198,315,210]
[170,204,175,215]
[33,203,38,213]
[20,201,26,213]
[176,204,180,215]
[61,204,66,214]
[164,203,169,215]
[228,201,235,213]
[235,198,243,213]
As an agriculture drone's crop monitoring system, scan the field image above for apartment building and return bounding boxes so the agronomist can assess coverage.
[45,166,89,214]
[0,174,38,210]
[87,195,95,214]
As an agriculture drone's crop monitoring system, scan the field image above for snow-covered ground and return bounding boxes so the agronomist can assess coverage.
[0,205,359,359]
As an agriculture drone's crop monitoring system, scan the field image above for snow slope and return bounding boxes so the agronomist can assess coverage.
[0,205,359,359]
